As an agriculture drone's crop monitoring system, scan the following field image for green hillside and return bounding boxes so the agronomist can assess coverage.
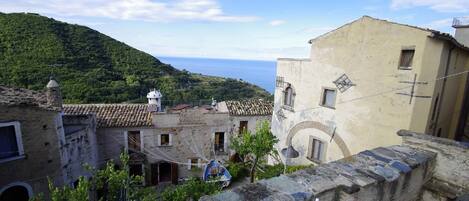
[0,12,271,104]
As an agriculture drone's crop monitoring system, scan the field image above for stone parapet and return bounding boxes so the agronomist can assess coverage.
[201,144,436,201]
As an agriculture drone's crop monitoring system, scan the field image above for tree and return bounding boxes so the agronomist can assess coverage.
[230,120,279,183]
[44,152,157,201]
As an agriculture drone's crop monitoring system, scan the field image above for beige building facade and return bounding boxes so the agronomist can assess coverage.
[272,16,469,165]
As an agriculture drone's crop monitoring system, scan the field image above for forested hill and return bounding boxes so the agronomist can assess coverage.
[0,12,271,104]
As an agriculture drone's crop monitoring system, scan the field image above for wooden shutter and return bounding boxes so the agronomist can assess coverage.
[157,134,161,146]
[150,163,158,185]
[187,159,192,170]
[171,163,178,184]
[169,134,173,146]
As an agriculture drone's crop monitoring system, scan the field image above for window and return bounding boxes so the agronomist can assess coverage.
[187,158,200,170]
[239,121,248,134]
[0,121,24,162]
[284,86,293,106]
[158,134,172,146]
[320,88,336,108]
[308,138,325,162]
[127,131,141,153]
[214,132,225,152]
[399,49,415,69]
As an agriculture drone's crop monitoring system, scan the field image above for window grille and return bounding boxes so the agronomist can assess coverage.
[333,74,355,93]
[276,76,284,87]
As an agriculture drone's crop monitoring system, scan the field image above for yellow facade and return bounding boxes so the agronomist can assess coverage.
[272,16,469,165]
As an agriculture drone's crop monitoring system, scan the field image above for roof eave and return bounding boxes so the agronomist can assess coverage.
[430,31,469,51]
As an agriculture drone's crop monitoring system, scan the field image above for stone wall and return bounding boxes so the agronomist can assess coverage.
[0,106,64,199]
[398,130,469,200]
[202,130,469,201]
[201,144,436,201]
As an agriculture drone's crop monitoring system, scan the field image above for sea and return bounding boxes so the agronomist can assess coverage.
[158,56,276,93]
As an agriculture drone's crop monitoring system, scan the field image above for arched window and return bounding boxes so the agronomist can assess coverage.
[283,85,294,107]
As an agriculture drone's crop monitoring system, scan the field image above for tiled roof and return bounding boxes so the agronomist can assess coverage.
[63,104,153,128]
[225,99,273,116]
[0,85,59,111]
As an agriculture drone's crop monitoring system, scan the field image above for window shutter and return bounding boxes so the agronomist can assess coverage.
[307,137,313,158]
[197,159,201,168]
[224,134,228,152]
[187,159,192,170]
[169,134,173,146]
[157,134,161,146]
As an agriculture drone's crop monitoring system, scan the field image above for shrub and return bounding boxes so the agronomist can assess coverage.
[256,164,313,180]
[161,178,221,201]
[226,162,249,182]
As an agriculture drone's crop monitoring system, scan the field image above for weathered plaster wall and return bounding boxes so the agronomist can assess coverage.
[0,106,64,198]
[152,109,234,179]
[272,16,448,165]
[62,114,98,184]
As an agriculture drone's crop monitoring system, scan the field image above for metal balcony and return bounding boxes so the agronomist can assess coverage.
[453,17,469,28]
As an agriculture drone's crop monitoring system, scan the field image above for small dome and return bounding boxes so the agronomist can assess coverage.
[147,89,162,99]
[46,79,59,88]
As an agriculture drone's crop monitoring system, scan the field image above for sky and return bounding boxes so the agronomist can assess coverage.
[1,0,469,61]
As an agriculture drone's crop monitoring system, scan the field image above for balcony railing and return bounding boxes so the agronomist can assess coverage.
[453,17,469,28]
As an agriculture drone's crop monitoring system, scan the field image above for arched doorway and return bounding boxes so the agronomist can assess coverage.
[286,121,352,157]
[0,183,31,201]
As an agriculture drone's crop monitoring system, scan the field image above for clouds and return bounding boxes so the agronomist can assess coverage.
[269,20,286,26]
[391,0,469,12]
[0,0,258,22]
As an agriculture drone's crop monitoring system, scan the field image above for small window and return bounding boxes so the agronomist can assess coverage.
[127,131,141,153]
[320,88,336,108]
[308,138,325,162]
[0,121,24,162]
[399,49,415,69]
[239,121,248,134]
[284,86,293,106]
[187,158,200,170]
[214,132,225,152]
[159,134,171,146]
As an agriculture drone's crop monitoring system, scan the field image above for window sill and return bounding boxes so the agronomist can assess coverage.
[0,155,26,164]
[398,67,412,70]
[306,156,322,164]
[281,105,294,112]
[215,151,227,155]
[319,105,335,110]
[158,145,172,147]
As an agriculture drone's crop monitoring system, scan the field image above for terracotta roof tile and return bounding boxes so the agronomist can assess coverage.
[0,85,59,111]
[225,99,273,116]
[63,104,152,128]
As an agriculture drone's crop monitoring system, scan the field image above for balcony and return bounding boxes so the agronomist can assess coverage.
[452,17,469,28]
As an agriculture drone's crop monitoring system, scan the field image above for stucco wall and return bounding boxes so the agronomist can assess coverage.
[62,114,98,185]
[0,106,64,198]
[272,16,446,165]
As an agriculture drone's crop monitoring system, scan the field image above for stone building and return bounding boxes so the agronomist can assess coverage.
[63,89,273,186]
[0,80,98,201]
[272,16,469,165]
[202,130,469,201]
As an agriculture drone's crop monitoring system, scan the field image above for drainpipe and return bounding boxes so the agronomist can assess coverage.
[433,45,455,136]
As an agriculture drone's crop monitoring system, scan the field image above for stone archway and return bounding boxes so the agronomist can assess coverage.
[0,182,33,201]
[286,121,351,157]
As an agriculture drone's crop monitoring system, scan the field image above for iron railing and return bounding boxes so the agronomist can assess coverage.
[453,17,469,28]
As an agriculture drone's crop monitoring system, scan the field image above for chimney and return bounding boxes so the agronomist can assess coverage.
[147,89,163,112]
[46,76,63,109]
[453,17,469,47]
